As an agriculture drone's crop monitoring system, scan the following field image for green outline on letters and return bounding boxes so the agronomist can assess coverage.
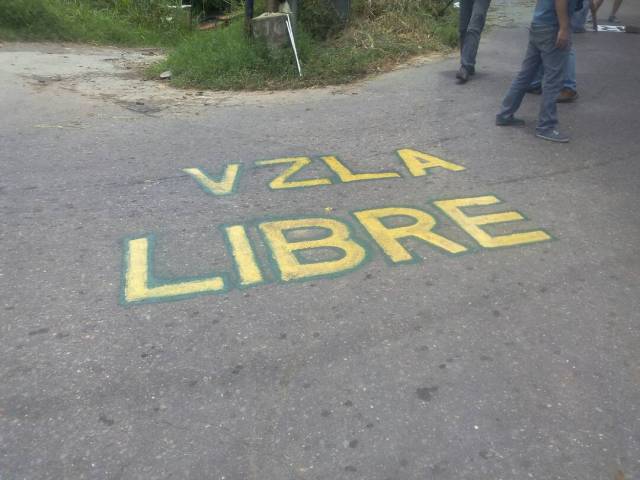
[182,164,244,197]
[350,203,471,267]
[430,193,557,251]
[118,189,556,306]
[120,233,230,306]
[254,156,335,191]
[220,223,269,290]
[393,147,466,178]
[256,214,372,285]
[321,154,404,184]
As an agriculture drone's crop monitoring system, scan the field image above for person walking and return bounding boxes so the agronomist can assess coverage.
[526,0,590,103]
[495,0,577,143]
[456,0,492,83]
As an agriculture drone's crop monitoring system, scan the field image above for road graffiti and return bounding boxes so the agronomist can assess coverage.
[121,149,552,305]
[182,148,466,195]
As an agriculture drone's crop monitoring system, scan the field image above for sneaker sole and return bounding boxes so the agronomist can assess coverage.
[496,121,525,127]
[536,133,569,143]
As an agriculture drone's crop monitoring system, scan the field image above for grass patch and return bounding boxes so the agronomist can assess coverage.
[156,0,458,90]
[0,0,191,45]
[1,0,458,89]
[149,21,318,90]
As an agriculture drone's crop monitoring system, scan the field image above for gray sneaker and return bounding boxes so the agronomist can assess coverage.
[536,129,569,143]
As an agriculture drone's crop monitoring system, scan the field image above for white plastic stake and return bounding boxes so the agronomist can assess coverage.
[285,15,302,77]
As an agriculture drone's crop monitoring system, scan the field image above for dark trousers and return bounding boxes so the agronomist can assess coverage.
[459,0,491,69]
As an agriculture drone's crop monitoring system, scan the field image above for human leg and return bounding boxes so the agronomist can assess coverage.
[609,0,623,22]
[572,0,590,32]
[591,0,605,30]
[563,47,576,91]
[459,0,474,55]
[461,0,492,71]
[530,48,576,100]
[528,65,544,92]
[557,47,578,102]
[456,0,475,82]
[535,27,571,134]
[497,32,542,122]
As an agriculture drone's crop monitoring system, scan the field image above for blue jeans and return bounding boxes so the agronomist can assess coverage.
[529,47,576,92]
[529,4,586,92]
[498,24,571,133]
[572,0,590,32]
[459,0,492,69]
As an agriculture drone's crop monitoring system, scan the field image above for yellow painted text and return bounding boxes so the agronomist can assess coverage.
[397,148,465,177]
[224,225,264,286]
[259,218,367,281]
[183,165,240,196]
[124,237,225,303]
[353,207,467,262]
[255,157,333,189]
[322,156,402,183]
[434,195,551,248]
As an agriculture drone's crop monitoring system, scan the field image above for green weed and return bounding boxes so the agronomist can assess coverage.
[1,0,458,89]
[0,0,190,45]
[154,1,458,90]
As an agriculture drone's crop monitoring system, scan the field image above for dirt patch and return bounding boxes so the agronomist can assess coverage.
[0,41,368,116]
[0,41,451,117]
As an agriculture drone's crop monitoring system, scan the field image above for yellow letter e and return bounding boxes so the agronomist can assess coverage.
[434,195,551,248]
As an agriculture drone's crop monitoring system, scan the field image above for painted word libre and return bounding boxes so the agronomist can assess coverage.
[122,195,552,305]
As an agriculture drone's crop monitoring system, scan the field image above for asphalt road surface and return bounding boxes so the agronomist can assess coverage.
[1,1,639,479]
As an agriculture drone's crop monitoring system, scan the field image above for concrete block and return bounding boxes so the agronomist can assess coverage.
[252,13,289,49]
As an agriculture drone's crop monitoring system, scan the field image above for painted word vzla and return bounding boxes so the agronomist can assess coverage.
[122,149,552,304]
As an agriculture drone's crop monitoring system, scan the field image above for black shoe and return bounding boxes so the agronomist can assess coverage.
[456,66,470,84]
[496,115,525,126]
[526,85,542,95]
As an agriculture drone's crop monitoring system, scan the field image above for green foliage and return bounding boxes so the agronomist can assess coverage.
[352,0,454,17]
[151,21,311,89]
[0,0,68,40]
[298,0,344,39]
[155,3,457,90]
[0,0,191,45]
[0,0,458,89]
[191,0,240,15]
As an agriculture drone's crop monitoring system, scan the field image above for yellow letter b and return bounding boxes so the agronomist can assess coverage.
[259,218,367,282]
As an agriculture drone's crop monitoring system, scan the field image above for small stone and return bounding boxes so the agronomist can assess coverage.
[159,70,172,80]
